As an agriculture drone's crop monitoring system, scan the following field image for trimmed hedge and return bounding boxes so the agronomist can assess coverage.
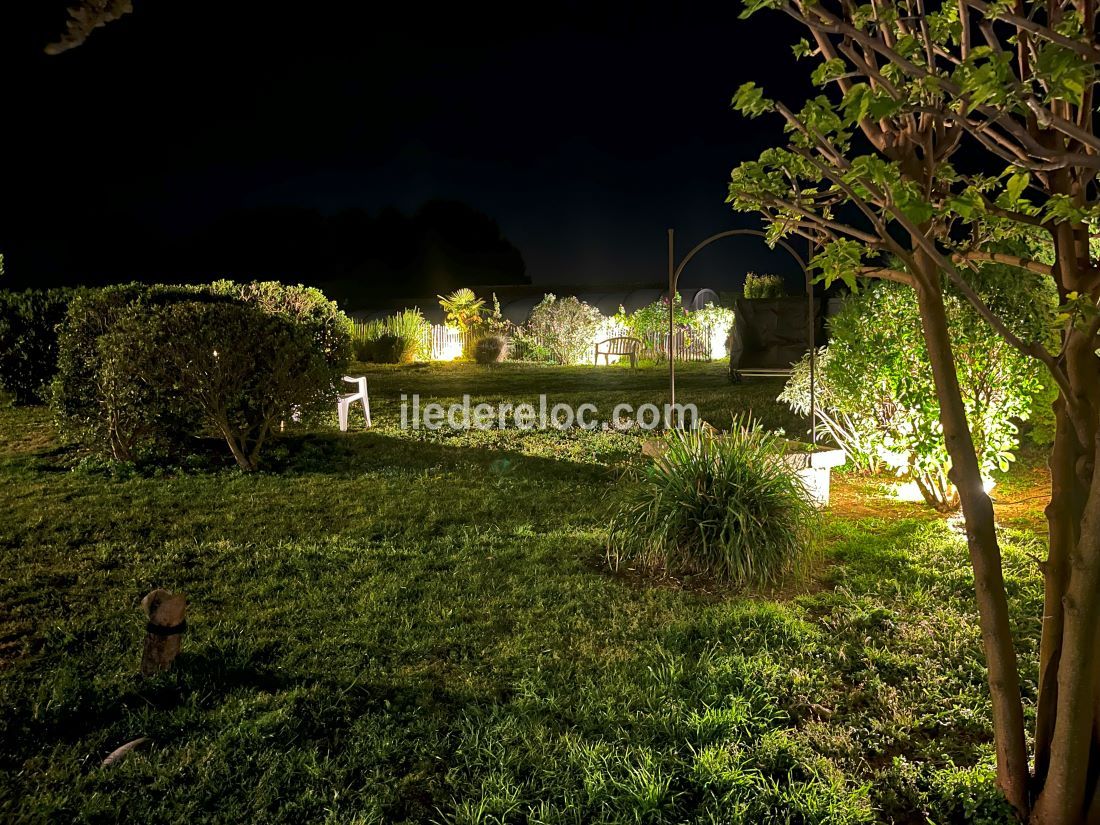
[0,288,83,404]
[52,281,351,469]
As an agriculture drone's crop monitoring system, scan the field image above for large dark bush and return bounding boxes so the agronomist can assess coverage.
[52,284,209,458]
[0,288,82,404]
[52,281,351,469]
[102,300,336,470]
[213,280,353,369]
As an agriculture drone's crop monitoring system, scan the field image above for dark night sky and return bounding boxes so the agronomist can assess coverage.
[0,1,813,297]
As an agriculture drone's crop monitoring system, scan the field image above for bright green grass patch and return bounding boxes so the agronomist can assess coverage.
[0,364,1042,824]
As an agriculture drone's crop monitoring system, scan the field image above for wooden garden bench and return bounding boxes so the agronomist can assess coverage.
[594,336,643,368]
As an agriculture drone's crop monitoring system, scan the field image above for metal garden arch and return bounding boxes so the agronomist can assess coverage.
[666,227,817,441]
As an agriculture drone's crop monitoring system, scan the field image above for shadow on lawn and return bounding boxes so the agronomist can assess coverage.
[270,428,625,483]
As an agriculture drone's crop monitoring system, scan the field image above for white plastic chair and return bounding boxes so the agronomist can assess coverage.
[337,375,371,431]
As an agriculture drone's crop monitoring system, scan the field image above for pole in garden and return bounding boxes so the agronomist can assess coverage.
[668,228,676,409]
[664,228,815,435]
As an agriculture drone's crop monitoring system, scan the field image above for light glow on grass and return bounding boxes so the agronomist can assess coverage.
[892,480,925,502]
[892,476,995,503]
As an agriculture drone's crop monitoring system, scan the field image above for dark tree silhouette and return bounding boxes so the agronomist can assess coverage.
[45,0,133,54]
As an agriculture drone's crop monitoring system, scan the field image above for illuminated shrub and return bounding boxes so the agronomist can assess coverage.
[212,280,353,371]
[516,294,603,365]
[352,309,429,363]
[473,334,509,363]
[614,296,733,358]
[743,272,787,299]
[779,276,1051,509]
[614,294,691,341]
[438,288,485,359]
[607,422,815,587]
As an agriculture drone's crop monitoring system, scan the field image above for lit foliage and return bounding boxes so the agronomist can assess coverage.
[781,279,1047,509]
[438,288,494,359]
[213,280,353,370]
[613,296,734,358]
[743,272,788,299]
[352,309,431,363]
[691,302,737,352]
[516,294,604,365]
[726,2,1100,816]
[608,421,816,587]
[614,294,692,340]
[438,288,485,334]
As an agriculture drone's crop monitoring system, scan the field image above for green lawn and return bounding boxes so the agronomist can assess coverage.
[0,362,1045,823]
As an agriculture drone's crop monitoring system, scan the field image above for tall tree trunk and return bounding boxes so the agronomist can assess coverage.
[1032,429,1100,823]
[910,251,1031,816]
[1034,395,1079,787]
[1032,321,1100,823]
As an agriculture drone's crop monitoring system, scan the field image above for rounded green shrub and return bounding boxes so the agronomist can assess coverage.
[213,280,353,370]
[98,300,336,470]
[779,268,1053,509]
[51,283,212,459]
[607,423,816,587]
[52,281,351,469]
[515,294,603,365]
[743,272,787,299]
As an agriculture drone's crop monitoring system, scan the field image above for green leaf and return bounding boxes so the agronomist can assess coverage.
[810,239,866,290]
[811,58,848,87]
[792,38,813,59]
[731,82,774,117]
[1005,170,1029,203]
[739,0,784,19]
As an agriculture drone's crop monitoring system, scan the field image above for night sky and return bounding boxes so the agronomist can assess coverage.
[0,1,812,300]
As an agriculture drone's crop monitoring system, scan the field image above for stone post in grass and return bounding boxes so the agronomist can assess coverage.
[140,589,187,676]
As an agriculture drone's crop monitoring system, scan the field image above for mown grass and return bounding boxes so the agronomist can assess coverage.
[0,362,1044,823]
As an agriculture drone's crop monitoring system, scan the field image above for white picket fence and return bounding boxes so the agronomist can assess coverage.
[354,321,724,363]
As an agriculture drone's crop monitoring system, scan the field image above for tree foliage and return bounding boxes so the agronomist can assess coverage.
[781,277,1048,508]
[45,0,133,55]
[729,1,1100,819]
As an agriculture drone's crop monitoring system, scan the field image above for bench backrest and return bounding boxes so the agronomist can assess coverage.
[342,375,367,396]
[596,337,642,354]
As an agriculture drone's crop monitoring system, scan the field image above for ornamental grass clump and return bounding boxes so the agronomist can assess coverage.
[352,310,430,363]
[608,421,815,587]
